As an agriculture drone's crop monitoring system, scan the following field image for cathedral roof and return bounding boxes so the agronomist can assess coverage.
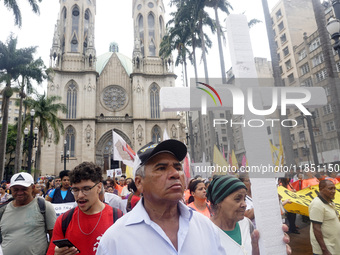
[96,52,132,76]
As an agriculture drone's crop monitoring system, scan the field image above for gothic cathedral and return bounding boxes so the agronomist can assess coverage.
[41,0,184,176]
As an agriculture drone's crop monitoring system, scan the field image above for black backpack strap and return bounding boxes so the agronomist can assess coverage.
[61,208,76,237]
[37,197,47,233]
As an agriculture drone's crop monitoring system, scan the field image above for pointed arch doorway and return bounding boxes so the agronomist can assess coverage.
[95,129,132,175]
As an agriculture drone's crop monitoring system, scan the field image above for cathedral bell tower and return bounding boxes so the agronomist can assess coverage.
[131,0,179,150]
[44,0,98,175]
[50,0,96,71]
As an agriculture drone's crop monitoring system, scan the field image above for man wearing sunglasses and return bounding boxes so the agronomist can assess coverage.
[47,162,123,255]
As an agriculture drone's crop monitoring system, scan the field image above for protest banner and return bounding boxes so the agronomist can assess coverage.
[52,202,75,216]
[277,183,340,216]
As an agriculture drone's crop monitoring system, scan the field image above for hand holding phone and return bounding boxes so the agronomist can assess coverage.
[53,239,79,253]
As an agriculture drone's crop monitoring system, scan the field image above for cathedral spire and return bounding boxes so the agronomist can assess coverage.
[50,0,96,70]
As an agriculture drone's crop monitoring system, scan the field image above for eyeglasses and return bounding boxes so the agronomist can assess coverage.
[70,182,99,196]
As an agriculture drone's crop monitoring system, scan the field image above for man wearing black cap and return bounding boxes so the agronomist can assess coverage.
[97,139,226,254]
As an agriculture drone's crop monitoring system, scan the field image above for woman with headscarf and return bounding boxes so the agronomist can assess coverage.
[207,175,255,254]
[207,175,293,255]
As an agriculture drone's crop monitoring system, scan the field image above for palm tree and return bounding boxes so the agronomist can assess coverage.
[0,34,37,180]
[14,57,46,173]
[3,0,42,28]
[261,0,295,166]
[23,93,67,177]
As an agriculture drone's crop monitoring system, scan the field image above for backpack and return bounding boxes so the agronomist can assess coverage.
[0,197,46,243]
[61,206,123,236]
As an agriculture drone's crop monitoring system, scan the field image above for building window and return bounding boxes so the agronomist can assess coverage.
[222,129,226,134]
[299,131,305,141]
[285,59,292,70]
[323,104,333,115]
[336,61,340,72]
[291,134,295,142]
[159,16,164,41]
[148,13,156,56]
[283,46,289,56]
[325,86,330,96]
[288,73,295,83]
[67,81,77,119]
[71,5,80,52]
[273,29,276,37]
[150,83,160,118]
[278,21,284,31]
[277,53,281,61]
[326,121,335,132]
[138,15,144,56]
[296,116,304,126]
[301,77,313,87]
[312,53,324,67]
[66,126,76,157]
[276,9,282,20]
[300,63,310,75]
[309,37,321,52]
[151,126,161,143]
[315,69,328,82]
[298,49,306,61]
[293,149,298,158]
[280,33,287,44]
[267,126,271,135]
[279,66,283,74]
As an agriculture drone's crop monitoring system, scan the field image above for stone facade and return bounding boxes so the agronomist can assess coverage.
[41,0,182,176]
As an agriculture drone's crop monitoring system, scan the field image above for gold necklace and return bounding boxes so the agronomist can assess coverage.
[78,207,103,235]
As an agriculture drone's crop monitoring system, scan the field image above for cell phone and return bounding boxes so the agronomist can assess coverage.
[53,239,79,251]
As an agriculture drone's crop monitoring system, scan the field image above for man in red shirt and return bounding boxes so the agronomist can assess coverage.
[47,162,123,255]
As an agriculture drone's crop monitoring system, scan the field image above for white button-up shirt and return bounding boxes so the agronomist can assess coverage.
[96,199,227,255]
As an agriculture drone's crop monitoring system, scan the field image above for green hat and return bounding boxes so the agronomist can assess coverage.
[206,175,246,205]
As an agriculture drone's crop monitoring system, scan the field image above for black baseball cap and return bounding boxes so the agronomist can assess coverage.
[137,139,187,166]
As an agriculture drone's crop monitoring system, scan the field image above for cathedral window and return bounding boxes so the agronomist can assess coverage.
[159,16,164,41]
[150,83,160,118]
[67,82,77,119]
[71,6,80,52]
[65,126,76,157]
[61,8,67,53]
[84,9,90,52]
[148,13,156,56]
[151,126,161,143]
[138,15,144,56]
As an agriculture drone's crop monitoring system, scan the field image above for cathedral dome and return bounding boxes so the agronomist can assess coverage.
[96,51,132,76]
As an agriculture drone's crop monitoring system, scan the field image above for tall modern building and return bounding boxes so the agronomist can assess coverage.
[41,0,183,176]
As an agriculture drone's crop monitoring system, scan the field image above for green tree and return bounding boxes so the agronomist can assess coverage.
[3,0,42,28]
[14,57,46,173]
[0,124,17,180]
[23,93,67,177]
[0,34,37,180]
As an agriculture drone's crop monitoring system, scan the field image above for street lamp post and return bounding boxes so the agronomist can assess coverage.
[24,109,38,174]
[61,140,70,171]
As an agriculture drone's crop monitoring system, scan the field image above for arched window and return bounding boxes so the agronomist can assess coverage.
[66,126,76,157]
[151,126,161,143]
[71,5,80,52]
[67,81,77,119]
[159,16,164,41]
[83,9,90,53]
[148,13,155,56]
[138,15,144,56]
[150,83,160,118]
[61,7,67,52]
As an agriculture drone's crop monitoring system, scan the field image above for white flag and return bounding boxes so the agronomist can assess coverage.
[163,129,170,141]
[112,130,135,167]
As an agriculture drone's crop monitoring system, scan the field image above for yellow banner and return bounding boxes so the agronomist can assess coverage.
[277,183,340,216]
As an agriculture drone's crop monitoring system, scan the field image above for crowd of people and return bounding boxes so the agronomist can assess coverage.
[0,139,339,254]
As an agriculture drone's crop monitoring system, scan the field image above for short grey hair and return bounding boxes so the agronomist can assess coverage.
[135,165,145,178]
